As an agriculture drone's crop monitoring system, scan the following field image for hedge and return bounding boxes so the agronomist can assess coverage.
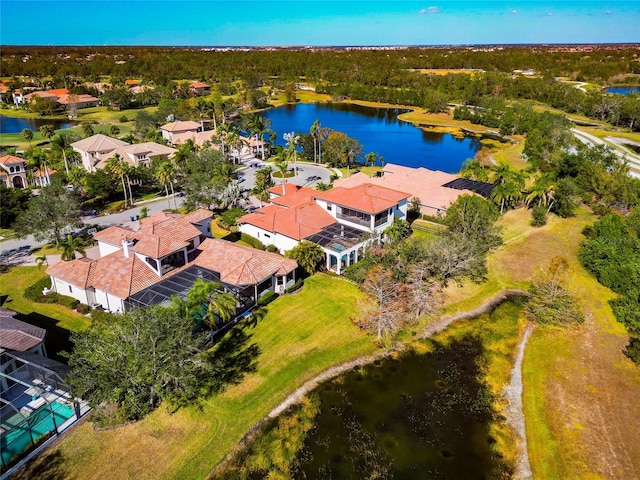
[240,233,266,250]
[285,279,304,294]
[257,290,278,306]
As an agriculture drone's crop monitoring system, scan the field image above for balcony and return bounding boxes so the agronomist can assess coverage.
[336,212,370,227]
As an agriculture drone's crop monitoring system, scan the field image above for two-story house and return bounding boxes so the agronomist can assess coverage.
[238,183,410,274]
[46,210,297,313]
[71,134,176,172]
[0,155,28,188]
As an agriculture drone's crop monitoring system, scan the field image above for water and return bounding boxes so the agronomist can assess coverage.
[260,103,482,173]
[0,114,76,134]
[604,86,640,95]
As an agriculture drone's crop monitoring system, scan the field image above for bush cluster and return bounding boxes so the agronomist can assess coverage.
[240,233,266,251]
[285,279,304,294]
[257,290,278,306]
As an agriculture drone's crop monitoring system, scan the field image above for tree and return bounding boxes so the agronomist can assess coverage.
[59,234,88,261]
[51,132,80,175]
[218,180,245,210]
[155,161,178,209]
[186,279,238,333]
[310,119,321,163]
[13,182,82,245]
[246,114,272,161]
[0,185,31,229]
[460,158,490,182]
[358,265,404,342]
[81,122,94,137]
[365,152,380,177]
[38,124,55,144]
[383,218,412,244]
[21,128,33,147]
[251,165,274,205]
[524,257,584,325]
[283,132,300,176]
[110,125,121,136]
[67,303,258,421]
[404,262,442,321]
[275,159,289,195]
[106,154,130,207]
[285,241,325,275]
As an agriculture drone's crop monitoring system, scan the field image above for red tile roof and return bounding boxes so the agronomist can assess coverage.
[88,251,162,299]
[0,155,25,166]
[314,183,410,214]
[193,238,297,286]
[192,82,210,88]
[46,257,94,288]
[239,201,336,241]
[160,121,201,132]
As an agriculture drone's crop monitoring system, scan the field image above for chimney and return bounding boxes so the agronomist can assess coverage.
[122,238,134,258]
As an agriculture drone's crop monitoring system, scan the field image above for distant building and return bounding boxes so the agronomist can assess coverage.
[159,120,202,144]
[0,308,47,356]
[71,134,176,172]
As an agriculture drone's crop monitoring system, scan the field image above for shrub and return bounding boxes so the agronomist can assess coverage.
[76,303,91,314]
[286,279,304,294]
[119,115,129,123]
[240,233,266,250]
[91,309,117,325]
[257,290,278,306]
[24,277,56,303]
[625,337,640,363]
[218,208,246,229]
[422,213,447,224]
[530,204,548,227]
[266,244,278,253]
[57,294,79,310]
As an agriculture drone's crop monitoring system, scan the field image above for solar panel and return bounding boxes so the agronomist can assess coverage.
[441,178,496,198]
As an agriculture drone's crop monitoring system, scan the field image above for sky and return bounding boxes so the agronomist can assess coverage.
[1,1,639,46]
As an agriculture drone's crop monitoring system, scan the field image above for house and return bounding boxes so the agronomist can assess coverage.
[160,120,202,144]
[0,308,47,356]
[71,134,176,172]
[191,82,211,96]
[172,129,219,149]
[19,88,99,110]
[46,210,297,313]
[332,163,493,215]
[239,183,410,274]
[0,155,28,188]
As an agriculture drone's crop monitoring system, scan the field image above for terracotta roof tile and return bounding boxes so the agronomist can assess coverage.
[160,121,201,132]
[46,257,94,288]
[193,238,297,286]
[0,155,25,166]
[314,183,410,214]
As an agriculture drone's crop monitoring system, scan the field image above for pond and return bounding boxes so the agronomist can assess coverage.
[0,114,76,134]
[260,103,482,173]
[603,86,640,95]
[222,334,512,479]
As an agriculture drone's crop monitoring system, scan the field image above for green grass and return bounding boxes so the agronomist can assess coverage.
[0,266,91,333]
[14,274,374,480]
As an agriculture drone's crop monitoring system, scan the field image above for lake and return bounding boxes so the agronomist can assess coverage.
[260,103,482,173]
[0,114,76,134]
[604,86,640,95]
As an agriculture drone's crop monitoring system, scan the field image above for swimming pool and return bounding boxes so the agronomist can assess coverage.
[0,400,75,466]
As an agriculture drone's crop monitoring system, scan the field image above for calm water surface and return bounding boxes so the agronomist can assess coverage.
[604,86,640,95]
[260,103,481,173]
[0,114,75,133]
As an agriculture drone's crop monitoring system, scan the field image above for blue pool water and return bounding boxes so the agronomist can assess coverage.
[0,401,75,466]
[260,103,482,173]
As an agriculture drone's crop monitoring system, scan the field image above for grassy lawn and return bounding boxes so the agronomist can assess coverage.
[14,274,374,480]
[0,266,90,333]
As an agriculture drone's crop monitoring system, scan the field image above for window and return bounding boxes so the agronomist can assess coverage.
[327,203,332,211]
[68,285,72,293]
[264,233,271,239]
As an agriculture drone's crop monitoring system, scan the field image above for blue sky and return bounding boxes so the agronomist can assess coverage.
[2,1,639,46]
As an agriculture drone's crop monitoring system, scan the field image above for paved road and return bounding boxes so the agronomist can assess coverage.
[572,128,640,178]
[0,156,337,264]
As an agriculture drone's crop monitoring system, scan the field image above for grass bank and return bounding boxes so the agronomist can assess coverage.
[13,274,374,480]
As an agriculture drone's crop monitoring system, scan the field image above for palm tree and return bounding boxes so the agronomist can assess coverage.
[35,254,48,270]
[310,119,321,163]
[59,234,87,261]
[251,165,274,206]
[218,180,245,209]
[21,128,33,148]
[106,154,129,207]
[217,122,232,157]
[460,158,490,182]
[51,133,76,175]
[283,132,300,176]
[526,174,556,210]
[365,152,380,177]
[155,161,178,209]
[186,279,238,334]
[212,161,238,188]
[246,114,272,161]
[39,124,55,145]
[275,159,289,195]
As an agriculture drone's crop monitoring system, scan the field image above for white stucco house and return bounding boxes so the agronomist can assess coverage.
[46,210,297,313]
[238,183,410,274]
[159,120,201,144]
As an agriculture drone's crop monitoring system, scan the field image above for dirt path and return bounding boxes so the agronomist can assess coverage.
[209,289,528,478]
[504,322,534,480]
